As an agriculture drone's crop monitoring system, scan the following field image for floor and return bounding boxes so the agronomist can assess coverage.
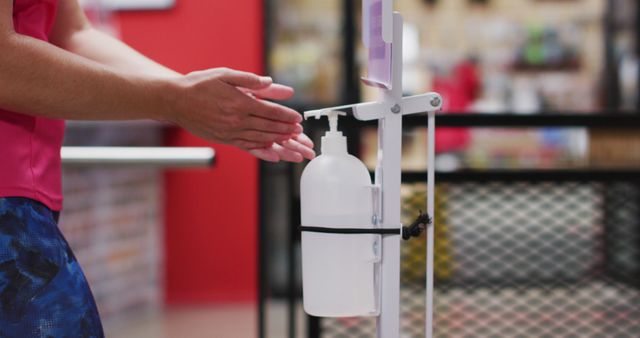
[322,282,640,338]
[105,282,640,338]
[106,302,305,338]
[106,305,256,338]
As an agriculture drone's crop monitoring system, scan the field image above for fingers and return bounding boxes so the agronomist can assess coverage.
[243,83,295,101]
[249,99,302,124]
[271,144,304,162]
[219,79,300,125]
[249,145,304,163]
[231,139,273,150]
[218,68,273,90]
[236,130,291,144]
[244,132,316,163]
[280,137,316,160]
[249,148,280,162]
[294,133,314,148]
[244,116,302,135]
[225,88,301,124]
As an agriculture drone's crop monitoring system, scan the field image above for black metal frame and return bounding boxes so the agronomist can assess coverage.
[404,169,640,183]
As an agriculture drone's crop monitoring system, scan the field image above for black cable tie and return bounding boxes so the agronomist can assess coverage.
[402,211,432,240]
[300,226,401,235]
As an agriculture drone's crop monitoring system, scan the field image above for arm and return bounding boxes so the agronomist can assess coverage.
[49,0,180,78]
[46,0,315,162]
[0,0,171,121]
[0,0,314,161]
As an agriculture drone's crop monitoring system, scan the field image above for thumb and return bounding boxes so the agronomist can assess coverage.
[220,69,272,90]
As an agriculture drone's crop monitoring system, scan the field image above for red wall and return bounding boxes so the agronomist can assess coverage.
[114,0,262,303]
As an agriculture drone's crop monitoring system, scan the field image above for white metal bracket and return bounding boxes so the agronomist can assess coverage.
[304,93,442,122]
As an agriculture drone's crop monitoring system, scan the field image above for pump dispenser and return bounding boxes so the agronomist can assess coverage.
[316,111,347,154]
[300,111,379,317]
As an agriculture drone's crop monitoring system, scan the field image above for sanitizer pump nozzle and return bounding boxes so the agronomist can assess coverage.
[305,110,347,155]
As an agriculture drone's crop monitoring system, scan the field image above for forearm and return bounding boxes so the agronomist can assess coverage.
[0,31,177,121]
[60,27,181,78]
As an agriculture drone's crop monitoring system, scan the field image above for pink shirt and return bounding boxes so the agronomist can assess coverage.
[0,0,63,210]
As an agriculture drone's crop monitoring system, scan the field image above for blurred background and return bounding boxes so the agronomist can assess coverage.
[63,0,639,337]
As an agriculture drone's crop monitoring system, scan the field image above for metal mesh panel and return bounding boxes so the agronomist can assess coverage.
[321,181,640,337]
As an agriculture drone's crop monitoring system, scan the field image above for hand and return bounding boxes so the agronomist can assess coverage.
[249,133,316,163]
[168,67,304,152]
[241,83,316,163]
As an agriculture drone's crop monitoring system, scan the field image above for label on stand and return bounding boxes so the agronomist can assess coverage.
[362,0,393,89]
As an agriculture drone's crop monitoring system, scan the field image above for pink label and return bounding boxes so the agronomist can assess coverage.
[364,0,392,89]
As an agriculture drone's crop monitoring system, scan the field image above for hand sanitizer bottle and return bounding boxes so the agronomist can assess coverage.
[300,111,379,317]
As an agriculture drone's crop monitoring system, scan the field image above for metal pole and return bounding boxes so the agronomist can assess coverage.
[376,13,403,338]
[426,112,436,338]
[287,164,297,338]
[258,161,269,338]
[603,0,620,110]
[61,147,215,168]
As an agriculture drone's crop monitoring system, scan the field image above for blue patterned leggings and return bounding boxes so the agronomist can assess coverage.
[0,198,104,338]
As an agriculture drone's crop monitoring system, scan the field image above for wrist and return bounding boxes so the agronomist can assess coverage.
[149,76,186,123]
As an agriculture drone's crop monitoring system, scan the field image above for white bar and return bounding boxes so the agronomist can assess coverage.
[61,147,215,168]
[353,93,442,121]
[100,0,174,10]
[426,112,436,338]
[304,92,442,123]
[400,93,442,115]
[353,101,387,121]
[377,13,403,338]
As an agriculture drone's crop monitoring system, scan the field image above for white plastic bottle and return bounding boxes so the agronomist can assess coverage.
[300,111,379,317]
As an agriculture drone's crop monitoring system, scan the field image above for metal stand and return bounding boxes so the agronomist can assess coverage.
[426,111,436,338]
[303,11,441,337]
[376,14,404,338]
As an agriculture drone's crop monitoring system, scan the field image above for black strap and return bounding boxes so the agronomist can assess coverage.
[300,226,401,235]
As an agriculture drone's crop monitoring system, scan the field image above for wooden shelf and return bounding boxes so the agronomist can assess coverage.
[511,60,581,73]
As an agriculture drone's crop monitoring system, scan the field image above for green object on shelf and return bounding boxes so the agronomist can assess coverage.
[524,25,545,66]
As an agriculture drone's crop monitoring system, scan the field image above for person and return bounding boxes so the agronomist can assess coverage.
[0,1,315,337]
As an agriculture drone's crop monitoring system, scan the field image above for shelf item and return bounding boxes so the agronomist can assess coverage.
[360,126,433,171]
[511,60,580,72]
[400,183,452,284]
[464,127,588,170]
[360,125,588,171]
[590,129,640,169]
[268,0,344,106]
[513,24,581,73]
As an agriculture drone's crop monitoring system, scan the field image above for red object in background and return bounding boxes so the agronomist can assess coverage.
[432,60,479,153]
[115,0,262,303]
